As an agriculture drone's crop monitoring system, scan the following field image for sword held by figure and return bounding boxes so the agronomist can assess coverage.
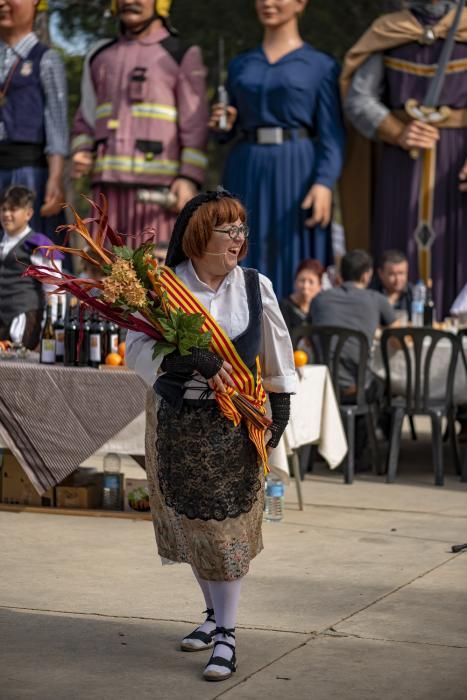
[405,0,466,284]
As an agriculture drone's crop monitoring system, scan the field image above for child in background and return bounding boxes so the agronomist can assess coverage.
[0,186,62,349]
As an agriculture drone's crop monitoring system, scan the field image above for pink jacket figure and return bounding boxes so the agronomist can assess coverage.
[71,24,208,247]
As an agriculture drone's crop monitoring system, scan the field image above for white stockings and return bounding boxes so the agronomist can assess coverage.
[198,575,242,673]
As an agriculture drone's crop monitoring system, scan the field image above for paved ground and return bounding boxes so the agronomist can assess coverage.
[1,423,467,699]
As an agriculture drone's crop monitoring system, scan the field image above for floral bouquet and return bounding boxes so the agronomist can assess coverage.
[25,197,212,360]
[24,197,271,432]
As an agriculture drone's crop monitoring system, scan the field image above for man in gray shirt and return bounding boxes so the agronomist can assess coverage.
[311,249,397,391]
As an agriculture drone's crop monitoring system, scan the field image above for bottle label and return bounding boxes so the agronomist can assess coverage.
[90,334,102,362]
[55,330,65,356]
[110,334,119,353]
[266,481,284,498]
[41,339,56,364]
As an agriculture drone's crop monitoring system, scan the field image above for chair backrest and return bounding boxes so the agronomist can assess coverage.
[380,327,460,412]
[291,323,369,406]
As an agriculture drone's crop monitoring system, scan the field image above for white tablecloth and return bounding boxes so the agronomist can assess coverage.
[372,337,467,405]
[268,365,348,478]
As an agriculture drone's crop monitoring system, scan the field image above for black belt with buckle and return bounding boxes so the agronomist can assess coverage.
[241,126,313,145]
[0,142,47,169]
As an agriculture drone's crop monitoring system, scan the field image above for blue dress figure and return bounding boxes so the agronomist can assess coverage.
[215,24,345,298]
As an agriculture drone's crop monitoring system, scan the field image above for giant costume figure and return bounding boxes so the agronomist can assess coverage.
[71,0,208,247]
[341,0,467,317]
[212,0,345,300]
[0,0,68,240]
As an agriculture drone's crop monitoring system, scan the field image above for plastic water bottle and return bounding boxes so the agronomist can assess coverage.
[264,477,284,522]
[102,453,122,510]
[411,280,426,327]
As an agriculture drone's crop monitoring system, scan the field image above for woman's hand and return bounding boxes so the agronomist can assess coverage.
[208,103,238,132]
[301,184,333,228]
[208,360,235,393]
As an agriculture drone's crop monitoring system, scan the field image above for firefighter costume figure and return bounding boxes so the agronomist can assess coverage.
[71,0,209,246]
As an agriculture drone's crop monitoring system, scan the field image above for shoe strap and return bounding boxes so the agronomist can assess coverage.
[203,607,215,623]
[206,653,236,671]
[215,626,236,640]
[213,639,236,653]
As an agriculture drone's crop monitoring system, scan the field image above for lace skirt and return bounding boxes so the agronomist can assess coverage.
[145,391,265,581]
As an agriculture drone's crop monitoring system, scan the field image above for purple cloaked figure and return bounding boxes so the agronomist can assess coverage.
[343,5,467,318]
[373,37,467,317]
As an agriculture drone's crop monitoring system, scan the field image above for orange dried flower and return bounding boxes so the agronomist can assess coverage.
[102,257,147,309]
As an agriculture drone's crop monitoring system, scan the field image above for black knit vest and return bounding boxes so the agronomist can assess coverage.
[0,233,44,326]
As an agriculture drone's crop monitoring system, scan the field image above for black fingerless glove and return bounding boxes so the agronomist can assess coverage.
[267,393,291,448]
[161,348,223,380]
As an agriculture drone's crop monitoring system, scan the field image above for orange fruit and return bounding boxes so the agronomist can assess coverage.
[105,352,123,366]
[118,341,126,358]
[293,350,308,368]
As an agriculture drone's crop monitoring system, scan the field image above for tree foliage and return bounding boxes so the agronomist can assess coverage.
[49,0,401,117]
[50,1,401,63]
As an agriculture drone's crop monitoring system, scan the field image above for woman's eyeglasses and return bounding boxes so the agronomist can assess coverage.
[212,224,250,240]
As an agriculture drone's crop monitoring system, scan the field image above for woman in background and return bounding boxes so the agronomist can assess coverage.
[280,258,324,336]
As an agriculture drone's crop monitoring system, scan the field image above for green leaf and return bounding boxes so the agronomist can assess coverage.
[132,243,156,288]
[153,342,177,360]
[112,245,134,261]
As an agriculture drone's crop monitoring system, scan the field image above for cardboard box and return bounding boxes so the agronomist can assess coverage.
[55,483,101,510]
[124,477,150,513]
[1,451,54,507]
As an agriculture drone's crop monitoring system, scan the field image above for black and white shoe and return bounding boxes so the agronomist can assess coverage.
[203,627,237,681]
[180,608,216,652]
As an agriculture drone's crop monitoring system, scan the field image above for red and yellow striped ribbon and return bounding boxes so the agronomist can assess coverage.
[159,266,269,472]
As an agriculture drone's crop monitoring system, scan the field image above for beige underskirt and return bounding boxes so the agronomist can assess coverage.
[145,391,265,581]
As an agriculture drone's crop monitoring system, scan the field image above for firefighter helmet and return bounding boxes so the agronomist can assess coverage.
[110,0,172,17]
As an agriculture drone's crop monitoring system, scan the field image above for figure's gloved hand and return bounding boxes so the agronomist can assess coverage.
[161,348,223,380]
[267,393,291,449]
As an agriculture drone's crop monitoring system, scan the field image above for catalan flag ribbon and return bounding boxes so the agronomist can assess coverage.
[159,266,271,472]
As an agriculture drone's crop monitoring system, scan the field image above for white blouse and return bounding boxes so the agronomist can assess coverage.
[126,260,297,395]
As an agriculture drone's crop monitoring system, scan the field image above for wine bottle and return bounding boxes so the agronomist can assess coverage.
[64,296,79,366]
[105,319,119,358]
[89,312,106,368]
[40,297,56,364]
[53,295,65,363]
[78,307,91,367]
[423,278,435,326]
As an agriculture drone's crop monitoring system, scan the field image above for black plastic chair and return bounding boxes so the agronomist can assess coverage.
[292,323,381,484]
[380,327,461,486]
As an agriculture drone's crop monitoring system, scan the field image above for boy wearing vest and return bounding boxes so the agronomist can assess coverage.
[0,0,68,241]
[0,185,62,349]
[71,0,208,248]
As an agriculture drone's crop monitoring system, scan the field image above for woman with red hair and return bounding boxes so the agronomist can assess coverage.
[126,189,297,682]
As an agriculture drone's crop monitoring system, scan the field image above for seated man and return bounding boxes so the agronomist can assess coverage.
[311,249,398,390]
[0,186,62,349]
[311,249,398,465]
[371,250,413,321]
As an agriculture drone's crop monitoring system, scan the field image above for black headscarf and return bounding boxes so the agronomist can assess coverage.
[165,187,236,269]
